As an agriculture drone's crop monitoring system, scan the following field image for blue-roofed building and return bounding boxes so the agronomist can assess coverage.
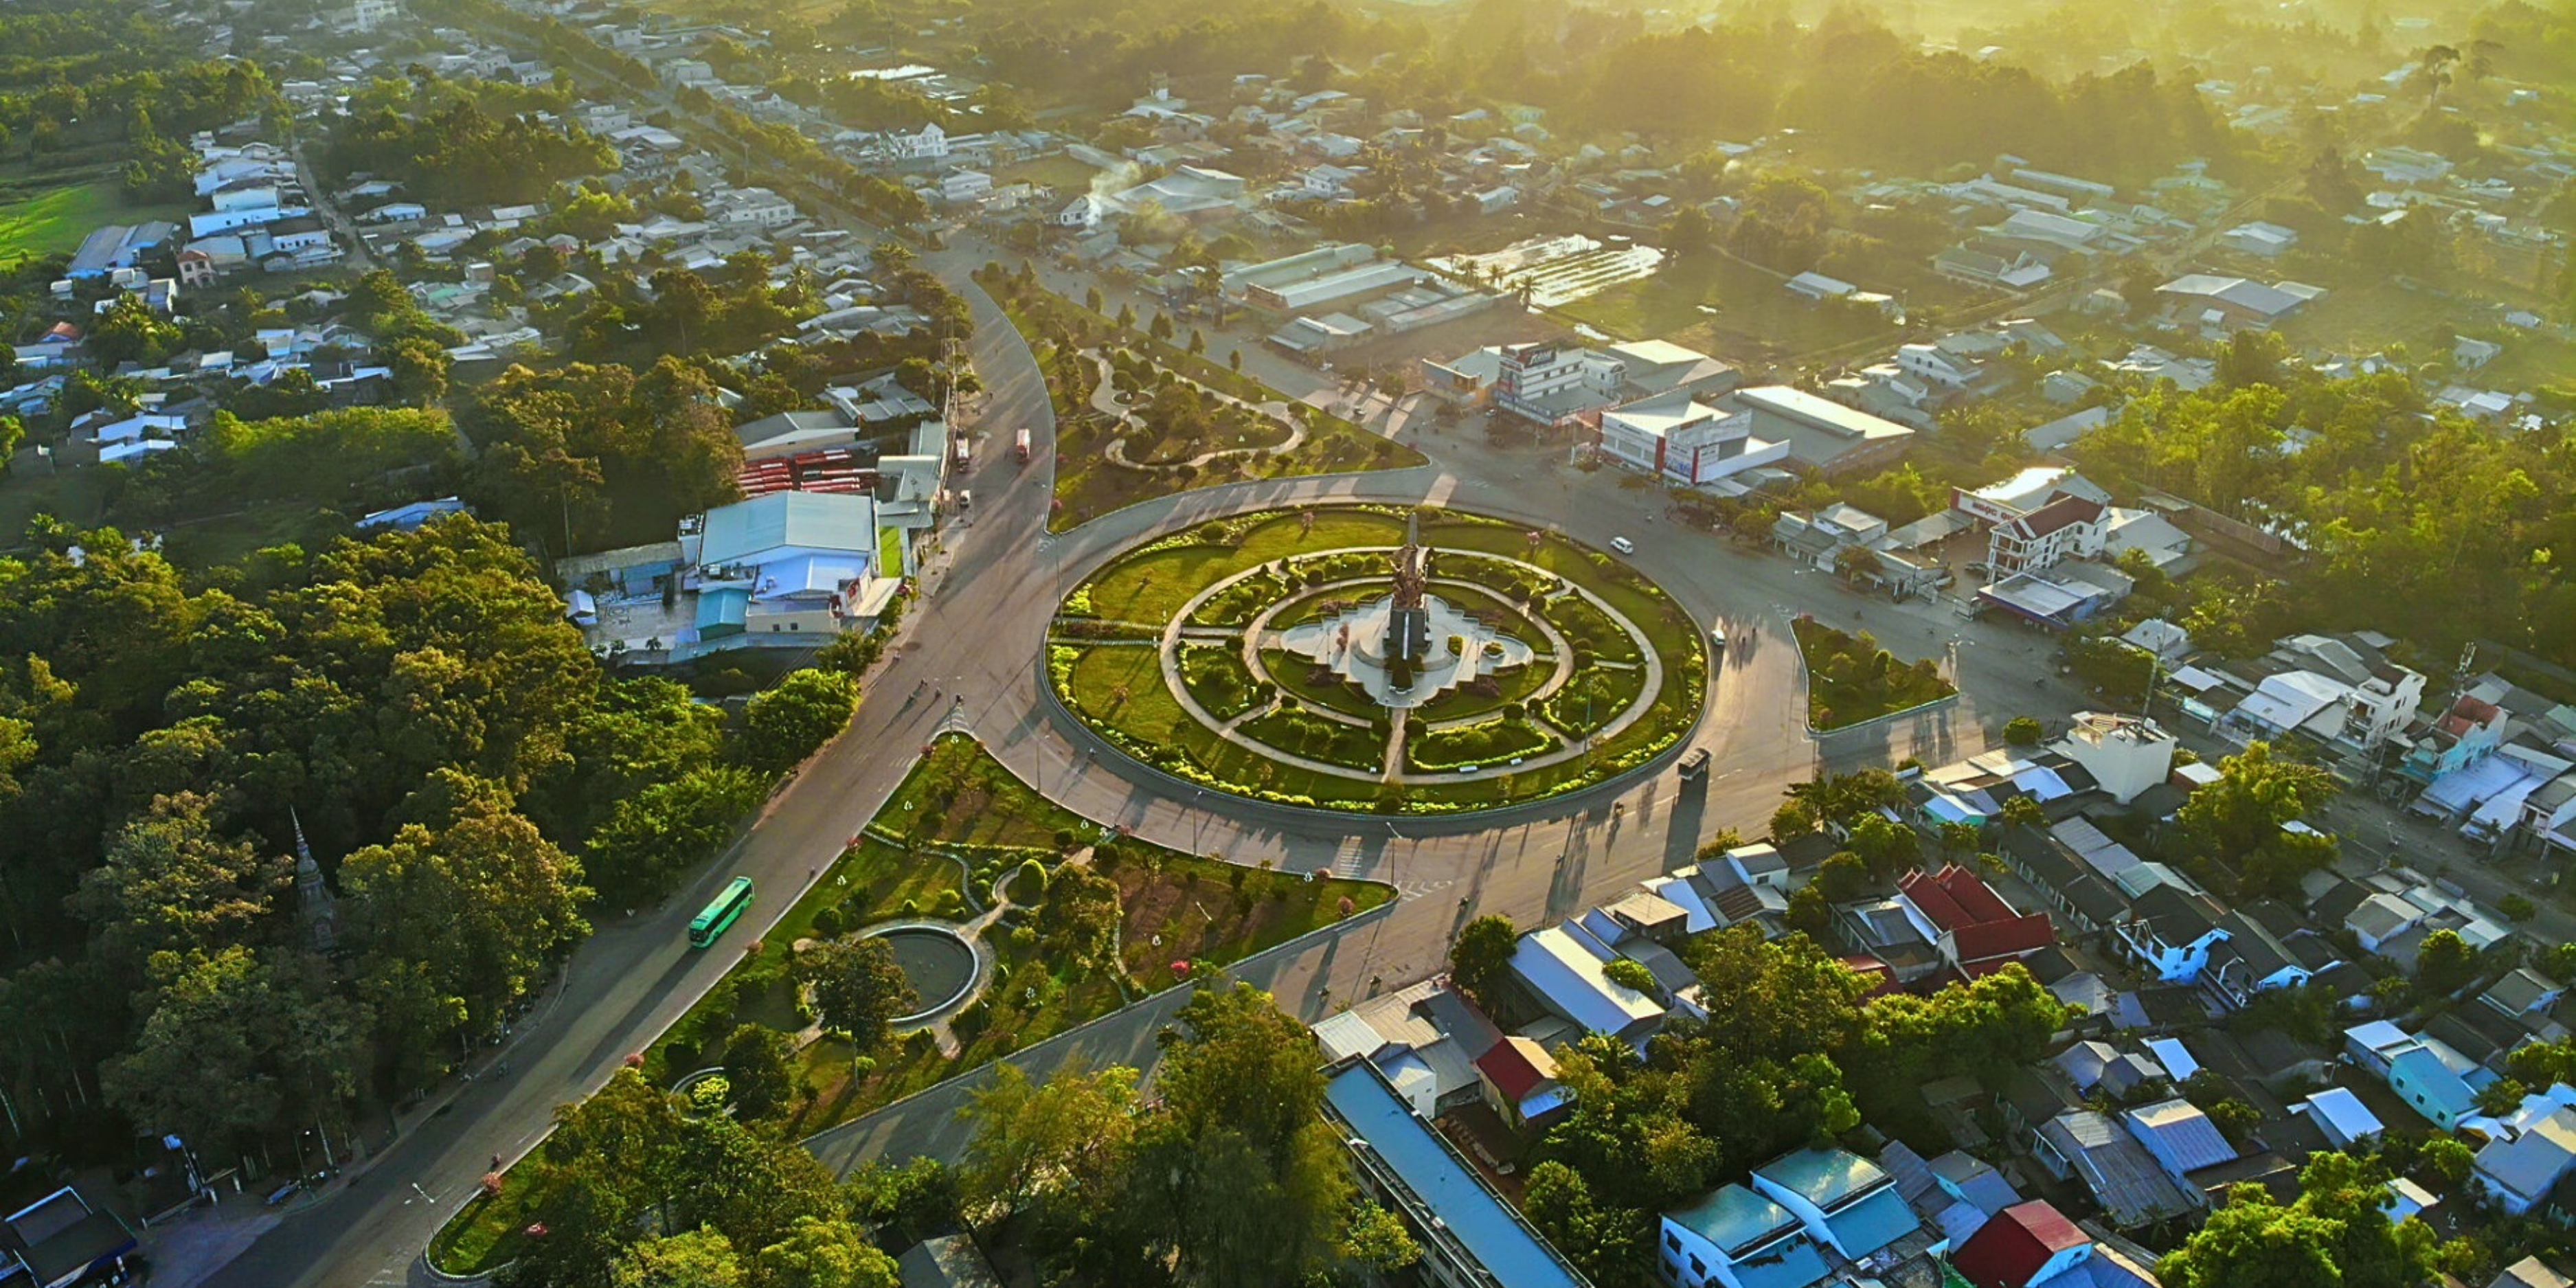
[688,491,885,640]
[2390,1041,2494,1131]
[1749,1147,1921,1261]
[1321,1057,1590,1288]
[1658,1184,1829,1288]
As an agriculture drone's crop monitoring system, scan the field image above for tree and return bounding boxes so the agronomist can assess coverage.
[1035,865,1121,968]
[88,292,183,367]
[2002,716,2044,746]
[749,1217,900,1288]
[100,946,364,1151]
[1084,286,1103,313]
[1135,981,1358,1286]
[1815,851,1871,903]
[73,792,290,987]
[735,670,859,773]
[615,1227,743,1288]
[958,1059,1138,1222]
[722,1024,797,1122]
[2474,1077,2528,1118]
[1771,798,1820,840]
[2499,894,2536,922]
[385,336,453,407]
[1997,794,2046,829]
[1603,958,1658,994]
[2159,1153,2437,1288]
[1520,1161,1638,1285]
[341,778,591,1074]
[795,934,916,1053]
[1448,914,1517,1004]
[2415,929,2476,996]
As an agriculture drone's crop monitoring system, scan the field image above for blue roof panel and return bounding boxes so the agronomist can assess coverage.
[1324,1063,1585,1288]
[1821,1186,1919,1259]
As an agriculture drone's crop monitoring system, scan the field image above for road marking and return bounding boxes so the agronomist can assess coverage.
[1331,838,1367,879]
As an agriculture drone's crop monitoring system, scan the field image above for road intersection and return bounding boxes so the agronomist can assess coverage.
[201,248,2102,1288]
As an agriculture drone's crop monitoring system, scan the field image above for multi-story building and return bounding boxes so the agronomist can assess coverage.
[1592,392,1787,486]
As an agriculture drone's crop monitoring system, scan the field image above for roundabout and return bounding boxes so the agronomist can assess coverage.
[1047,504,1708,814]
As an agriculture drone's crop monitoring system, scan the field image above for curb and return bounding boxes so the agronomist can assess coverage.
[798,890,1399,1156]
[1784,617,1963,738]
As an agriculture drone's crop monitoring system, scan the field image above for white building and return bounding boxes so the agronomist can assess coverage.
[2052,714,2177,806]
[938,169,993,204]
[1895,342,1982,389]
[352,0,398,32]
[1593,392,1787,486]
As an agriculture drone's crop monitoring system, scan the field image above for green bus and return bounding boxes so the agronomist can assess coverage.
[688,877,755,948]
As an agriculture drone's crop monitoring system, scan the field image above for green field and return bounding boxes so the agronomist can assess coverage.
[995,152,1105,192]
[1555,252,1902,365]
[0,178,193,262]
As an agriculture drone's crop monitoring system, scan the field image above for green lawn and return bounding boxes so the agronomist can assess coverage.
[1791,615,1956,730]
[1555,253,1900,364]
[0,462,115,549]
[0,177,193,262]
[993,153,1106,192]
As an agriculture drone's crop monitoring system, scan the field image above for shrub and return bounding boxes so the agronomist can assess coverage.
[811,905,844,938]
[2003,716,2044,746]
[1017,857,1050,898]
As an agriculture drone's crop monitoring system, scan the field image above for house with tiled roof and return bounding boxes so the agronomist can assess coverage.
[1896,865,2055,978]
[1987,495,2107,577]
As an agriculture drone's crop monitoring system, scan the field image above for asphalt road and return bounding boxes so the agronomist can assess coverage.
[190,124,2151,1288]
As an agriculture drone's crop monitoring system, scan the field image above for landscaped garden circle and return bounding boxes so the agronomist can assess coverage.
[863,925,980,1021]
[1048,505,1708,813]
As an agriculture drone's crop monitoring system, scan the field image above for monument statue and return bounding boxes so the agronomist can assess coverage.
[1383,512,1432,681]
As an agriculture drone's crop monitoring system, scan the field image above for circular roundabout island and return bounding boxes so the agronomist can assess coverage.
[1048,504,1707,815]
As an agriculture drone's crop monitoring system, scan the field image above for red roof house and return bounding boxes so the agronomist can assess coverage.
[1950,1199,2091,1288]
[1898,866,2055,976]
[1474,1035,1566,1129]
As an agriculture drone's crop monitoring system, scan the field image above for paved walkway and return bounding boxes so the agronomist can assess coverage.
[1140,547,1667,788]
[1088,350,1310,472]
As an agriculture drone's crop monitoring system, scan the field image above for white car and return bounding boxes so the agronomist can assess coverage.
[1609,536,1636,555]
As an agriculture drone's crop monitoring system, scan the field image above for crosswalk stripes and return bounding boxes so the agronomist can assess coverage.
[1330,837,1366,879]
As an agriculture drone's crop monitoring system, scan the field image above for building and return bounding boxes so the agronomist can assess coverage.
[1946,1201,2093,1288]
[1660,1184,1829,1288]
[2155,273,2325,332]
[2050,714,2176,806]
[1730,386,1915,477]
[1748,1147,1921,1262]
[1987,497,2107,577]
[352,0,398,32]
[690,491,884,640]
[938,169,993,204]
[1,1188,138,1288]
[1323,1057,1590,1288]
[1475,1035,1568,1130]
[896,1234,1002,1288]
[2032,1110,2203,1228]
[2476,1107,2576,1214]
[1895,865,2054,978]
[1509,923,1666,1041]
[1592,392,1787,486]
